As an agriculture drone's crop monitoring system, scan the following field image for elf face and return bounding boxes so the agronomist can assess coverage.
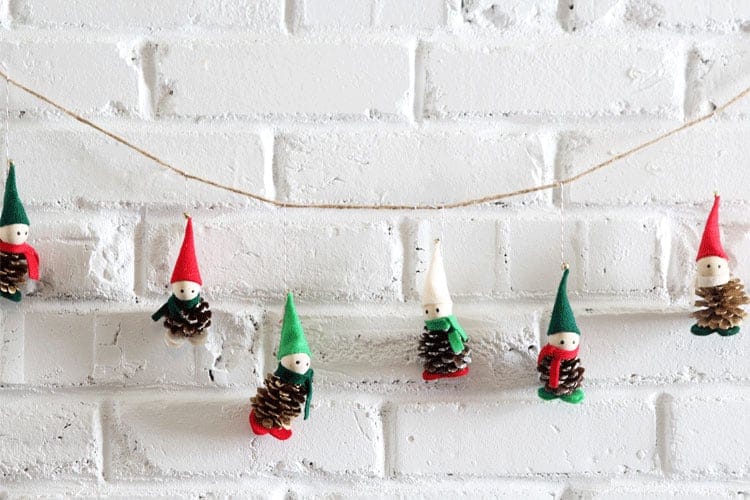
[423,301,453,320]
[281,353,311,374]
[0,223,29,245]
[696,256,730,287]
[547,331,580,351]
[172,280,201,301]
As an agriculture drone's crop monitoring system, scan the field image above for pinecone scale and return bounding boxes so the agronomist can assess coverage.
[418,327,471,375]
[693,278,749,330]
[163,298,212,341]
[0,251,28,295]
[251,373,307,429]
[538,356,584,397]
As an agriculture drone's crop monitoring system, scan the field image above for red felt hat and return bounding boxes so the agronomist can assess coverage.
[696,195,728,261]
[170,216,203,285]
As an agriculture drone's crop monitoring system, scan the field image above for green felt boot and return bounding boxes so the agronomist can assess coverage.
[537,387,557,401]
[560,388,585,404]
[717,326,741,337]
[690,324,715,336]
[0,290,22,302]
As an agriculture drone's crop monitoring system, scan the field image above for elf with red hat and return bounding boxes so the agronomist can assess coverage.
[691,195,748,336]
[152,215,212,346]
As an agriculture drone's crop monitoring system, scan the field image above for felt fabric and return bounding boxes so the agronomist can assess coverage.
[277,293,312,359]
[151,294,202,321]
[422,241,452,306]
[274,363,313,420]
[538,344,579,389]
[0,163,30,227]
[425,315,468,354]
[170,217,202,285]
[697,195,728,261]
[547,268,580,335]
[0,241,39,280]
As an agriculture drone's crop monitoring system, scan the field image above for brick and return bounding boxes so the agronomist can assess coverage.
[686,40,750,118]
[263,304,537,386]
[0,310,24,384]
[579,313,750,383]
[625,0,750,30]
[506,217,584,293]
[276,128,548,206]
[108,397,383,478]
[24,312,95,385]
[555,0,621,32]
[423,42,679,118]
[195,309,263,387]
[461,0,558,29]
[378,0,446,29]
[0,398,100,480]
[6,123,267,205]
[569,483,744,499]
[1,39,137,115]
[585,214,668,294]
[15,0,284,31]
[27,211,136,300]
[558,123,750,205]
[393,391,657,475]
[92,312,196,385]
[143,213,401,301]
[409,217,506,298]
[157,42,411,118]
[672,390,750,477]
[300,0,446,29]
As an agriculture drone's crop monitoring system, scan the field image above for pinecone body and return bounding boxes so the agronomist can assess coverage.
[0,250,28,295]
[163,298,212,340]
[418,327,471,375]
[250,373,307,429]
[538,356,584,397]
[693,278,749,330]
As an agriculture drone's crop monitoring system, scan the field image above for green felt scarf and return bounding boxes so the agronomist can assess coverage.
[151,294,202,321]
[275,363,314,420]
[425,315,468,354]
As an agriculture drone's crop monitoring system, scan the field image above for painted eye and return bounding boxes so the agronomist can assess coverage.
[24,231,27,235]
[707,264,711,268]
[306,362,309,366]
[718,265,721,268]
[295,360,300,365]
[425,309,428,314]
[16,231,20,236]
[191,289,195,293]
[560,340,565,344]
[436,308,440,313]
[180,289,184,293]
[572,340,576,344]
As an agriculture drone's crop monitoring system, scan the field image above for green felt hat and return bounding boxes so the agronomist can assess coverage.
[0,162,30,227]
[277,292,312,359]
[547,267,580,335]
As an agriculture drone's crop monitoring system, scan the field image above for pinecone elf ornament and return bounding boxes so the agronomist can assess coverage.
[418,240,471,381]
[537,267,585,404]
[691,195,749,336]
[0,162,40,303]
[250,293,314,441]
[151,215,212,347]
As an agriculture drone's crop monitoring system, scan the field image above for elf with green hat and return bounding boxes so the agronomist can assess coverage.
[250,293,313,441]
[537,267,585,404]
[0,162,39,302]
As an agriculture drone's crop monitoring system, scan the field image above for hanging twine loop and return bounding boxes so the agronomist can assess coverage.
[1,68,749,210]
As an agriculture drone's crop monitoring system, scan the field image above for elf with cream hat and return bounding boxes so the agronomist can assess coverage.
[417,240,471,380]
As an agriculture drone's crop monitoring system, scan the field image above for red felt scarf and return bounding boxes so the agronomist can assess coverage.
[538,344,579,389]
[0,241,39,280]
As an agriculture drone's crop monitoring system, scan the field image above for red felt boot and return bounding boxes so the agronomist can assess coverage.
[422,366,469,381]
[249,410,293,440]
[249,410,269,436]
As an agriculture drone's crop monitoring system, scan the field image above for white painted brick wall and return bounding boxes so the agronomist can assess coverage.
[1,0,750,497]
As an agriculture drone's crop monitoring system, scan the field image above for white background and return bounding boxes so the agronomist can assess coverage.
[1,0,750,497]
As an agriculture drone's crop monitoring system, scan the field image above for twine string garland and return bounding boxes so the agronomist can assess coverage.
[1,68,750,210]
